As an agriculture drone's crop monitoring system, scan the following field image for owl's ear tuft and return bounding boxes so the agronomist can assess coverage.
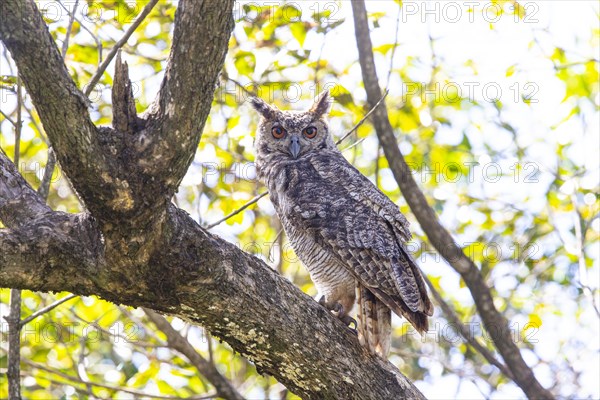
[309,90,332,118]
[249,97,278,120]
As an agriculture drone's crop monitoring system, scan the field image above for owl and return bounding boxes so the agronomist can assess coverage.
[250,91,433,356]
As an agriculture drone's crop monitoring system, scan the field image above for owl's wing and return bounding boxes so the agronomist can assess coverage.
[286,155,432,322]
[309,151,412,242]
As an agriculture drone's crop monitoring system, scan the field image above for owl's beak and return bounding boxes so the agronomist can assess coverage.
[289,135,301,159]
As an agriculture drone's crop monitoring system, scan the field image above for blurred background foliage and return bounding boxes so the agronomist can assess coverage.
[1,0,598,399]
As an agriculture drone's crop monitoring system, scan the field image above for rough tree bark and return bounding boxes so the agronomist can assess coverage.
[351,1,554,399]
[0,1,425,398]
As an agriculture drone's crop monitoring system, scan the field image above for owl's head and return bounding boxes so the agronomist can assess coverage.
[250,91,335,160]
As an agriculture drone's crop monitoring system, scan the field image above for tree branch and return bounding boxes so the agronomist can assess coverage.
[142,0,235,196]
[84,0,158,97]
[22,359,214,400]
[6,73,24,400]
[0,0,121,215]
[0,205,426,399]
[6,287,22,400]
[36,147,56,201]
[144,309,244,400]
[0,147,51,229]
[350,2,554,399]
[19,294,78,328]
[206,193,266,229]
[60,0,79,58]
[1,142,424,398]
[112,51,141,134]
[423,275,514,379]
[335,90,389,146]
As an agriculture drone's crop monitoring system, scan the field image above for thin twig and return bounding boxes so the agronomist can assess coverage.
[207,331,215,365]
[571,194,600,317]
[144,309,244,400]
[69,310,163,348]
[268,228,285,268]
[23,359,216,400]
[385,5,401,91]
[0,109,17,127]
[23,106,46,144]
[19,294,78,327]
[2,46,15,75]
[84,0,159,97]
[374,144,381,186]
[6,75,23,400]
[26,375,98,399]
[334,90,389,146]
[340,137,367,153]
[57,0,103,66]
[61,0,79,58]
[313,38,326,87]
[226,75,257,97]
[76,335,94,396]
[423,275,514,379]
[206,193,267,229]
[14,78,22,164]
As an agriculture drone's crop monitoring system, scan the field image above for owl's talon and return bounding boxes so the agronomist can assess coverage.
[318,295,327,307]
[332,302,343,314]
[318,296,342,313]
[318,297,358,334]
[341,315,358,333]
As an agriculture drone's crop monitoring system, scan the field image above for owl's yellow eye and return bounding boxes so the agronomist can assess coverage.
[303,126,317,138]
[272,126,286,139]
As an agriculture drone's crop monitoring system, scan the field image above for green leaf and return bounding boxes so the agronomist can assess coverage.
[290,22,307,47]
[506,64,516,77]
[234,51,257,76]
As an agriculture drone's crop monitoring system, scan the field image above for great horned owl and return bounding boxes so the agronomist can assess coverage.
[250,91,433,356]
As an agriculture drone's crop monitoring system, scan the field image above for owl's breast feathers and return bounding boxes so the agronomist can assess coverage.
[263,149,433,331]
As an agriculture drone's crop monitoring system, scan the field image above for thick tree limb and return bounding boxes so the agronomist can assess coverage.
[1,0,233,226]
[1,141,424,399]
[0,149,102,290]
[350,2,554,399]
[0,0,119,215]
[0,211,427,399]
[0,148,51,229]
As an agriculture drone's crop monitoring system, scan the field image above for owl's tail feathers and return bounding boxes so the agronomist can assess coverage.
[357,286,392,357]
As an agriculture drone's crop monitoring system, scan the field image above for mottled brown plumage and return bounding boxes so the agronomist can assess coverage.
[250,91,433,357]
